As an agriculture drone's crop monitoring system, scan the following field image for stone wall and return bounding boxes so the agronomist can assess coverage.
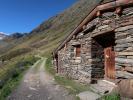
[56,6,133,83]
[114,6,133,79]
[115,27,133,78]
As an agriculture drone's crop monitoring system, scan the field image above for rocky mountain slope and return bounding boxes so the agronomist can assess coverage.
[0,0,104,59]
[0,0,110,98]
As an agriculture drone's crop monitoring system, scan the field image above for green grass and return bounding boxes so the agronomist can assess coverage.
[54,76,90,94]
[0,48,31,61]
[0,70,24,100]
[34,59,43,71]
[45,56,90,100]
[45,56,56,75]
[0,55,40,99]
[45,56,90,95]
[101,93,120,100]
[75,96,81,100]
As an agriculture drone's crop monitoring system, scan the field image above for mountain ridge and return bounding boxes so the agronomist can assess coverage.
[0,0,103,57]
[0,32,7,40]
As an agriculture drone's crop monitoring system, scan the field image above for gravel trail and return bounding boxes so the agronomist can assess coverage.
[8,58,74,100]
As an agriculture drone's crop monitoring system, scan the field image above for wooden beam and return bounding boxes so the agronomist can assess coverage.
[97,0,133,11]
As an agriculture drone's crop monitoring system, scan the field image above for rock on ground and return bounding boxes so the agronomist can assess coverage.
[78,91,100,100]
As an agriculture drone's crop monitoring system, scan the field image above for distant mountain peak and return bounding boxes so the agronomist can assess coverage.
[0,32,7,40]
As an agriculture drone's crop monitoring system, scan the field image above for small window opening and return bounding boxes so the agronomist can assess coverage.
[75,45,81,57]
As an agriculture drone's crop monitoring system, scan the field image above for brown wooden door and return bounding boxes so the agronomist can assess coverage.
[104,47,115,79]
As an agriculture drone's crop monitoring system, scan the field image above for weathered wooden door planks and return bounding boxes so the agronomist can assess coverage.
[104,47,115,79]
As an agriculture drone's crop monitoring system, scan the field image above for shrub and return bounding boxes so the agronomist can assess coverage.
[45,56,55,75]
[0,48,31,61]
[0,55,40,99]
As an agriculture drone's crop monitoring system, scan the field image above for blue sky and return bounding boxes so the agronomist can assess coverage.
[0,0,77,35]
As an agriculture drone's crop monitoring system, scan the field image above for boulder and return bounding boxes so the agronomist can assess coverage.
[115,80,133,99]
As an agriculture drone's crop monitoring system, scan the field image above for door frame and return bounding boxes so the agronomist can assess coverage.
[91,30,116,80]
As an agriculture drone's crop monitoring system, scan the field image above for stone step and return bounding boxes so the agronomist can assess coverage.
[78,91,100,100]
[90,80,116,95]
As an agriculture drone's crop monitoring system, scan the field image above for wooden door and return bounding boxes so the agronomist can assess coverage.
[104,47,115,79]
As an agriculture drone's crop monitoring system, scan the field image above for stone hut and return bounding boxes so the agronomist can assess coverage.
[53,0,133,84]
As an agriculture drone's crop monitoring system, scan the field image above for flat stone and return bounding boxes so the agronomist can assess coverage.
[115,44,129,48]
[116,37,133,44]
[115,80,133,99]
[98,25,109,30]
[115,58,133,64]
[78,70,91,77]
[78,91,100,100]
[24,80,29,83]
[90,80,116,96]
[126,47,133,51]
[116,71,133,79]
[48,95,52,100]
[27,94,32,98]
[29,87,37,91]
[116,32,130,37]
[127,56,133,59]
[115,25,133,32]
[116,52,133,56]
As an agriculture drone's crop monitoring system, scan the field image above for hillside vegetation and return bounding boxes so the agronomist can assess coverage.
[0,0,114,99]
[0,0,103,57]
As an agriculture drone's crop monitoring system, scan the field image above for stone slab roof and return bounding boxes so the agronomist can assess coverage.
[53,0,133,57]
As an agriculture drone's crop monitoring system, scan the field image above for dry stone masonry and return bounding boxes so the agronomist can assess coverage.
[53,0,133,84]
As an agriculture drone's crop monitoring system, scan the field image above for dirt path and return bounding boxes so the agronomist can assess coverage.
[8,58,75,100]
